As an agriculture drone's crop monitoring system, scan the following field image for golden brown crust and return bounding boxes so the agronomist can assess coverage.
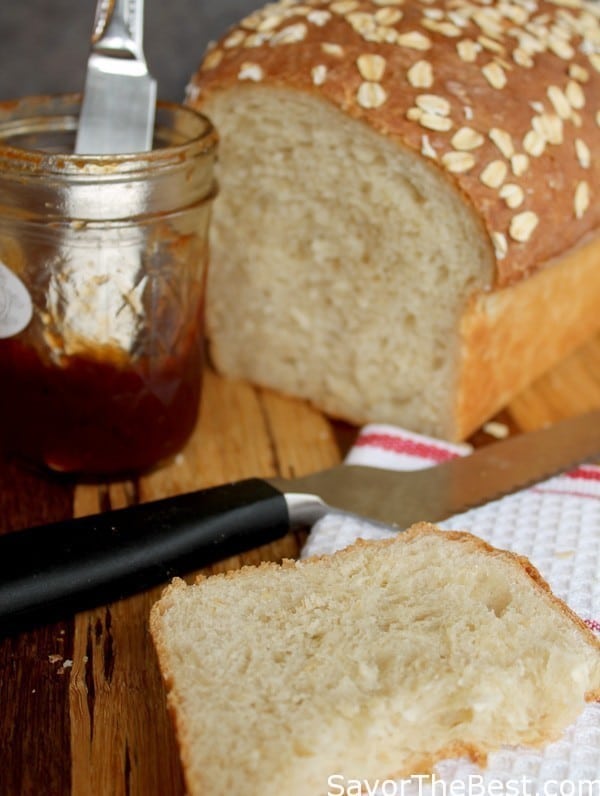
[454,232,600,439]
[188,0,600,289]
[370,741,489,785]
[150,597,207,796]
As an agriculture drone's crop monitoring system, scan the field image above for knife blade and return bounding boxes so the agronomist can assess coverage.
[75,0,156,155]
[0,410,598,632]
[270,409,600,527]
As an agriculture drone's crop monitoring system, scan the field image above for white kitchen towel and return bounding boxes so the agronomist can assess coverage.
[302,423,600,792]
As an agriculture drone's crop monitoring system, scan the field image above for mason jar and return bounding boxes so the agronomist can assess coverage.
[0,94,217,477]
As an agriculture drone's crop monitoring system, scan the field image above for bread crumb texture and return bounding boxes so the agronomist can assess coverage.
[190,0,600,286]
[151,524,600,796]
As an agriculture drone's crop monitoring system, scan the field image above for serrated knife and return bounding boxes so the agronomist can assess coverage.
[75,0,156,154]
[0,410,598,632]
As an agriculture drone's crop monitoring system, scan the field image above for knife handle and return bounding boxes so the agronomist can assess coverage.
[0,479,289,634]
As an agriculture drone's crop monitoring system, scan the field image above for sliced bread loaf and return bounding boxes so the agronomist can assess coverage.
[151,524,600,796]
[187,0,600,439]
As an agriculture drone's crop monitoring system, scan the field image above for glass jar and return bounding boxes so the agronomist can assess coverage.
[0,94,217,477]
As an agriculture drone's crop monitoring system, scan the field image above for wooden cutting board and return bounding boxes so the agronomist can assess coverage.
[0,332,599,796]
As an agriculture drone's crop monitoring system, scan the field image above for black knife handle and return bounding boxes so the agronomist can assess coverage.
[0,478,289,634]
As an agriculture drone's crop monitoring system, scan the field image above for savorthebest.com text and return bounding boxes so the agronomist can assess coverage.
[327,774,600,796]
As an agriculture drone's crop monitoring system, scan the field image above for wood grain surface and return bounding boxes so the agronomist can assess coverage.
[1,333,599,796]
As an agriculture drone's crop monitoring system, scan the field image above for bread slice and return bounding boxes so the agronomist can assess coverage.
[150,524,600,796]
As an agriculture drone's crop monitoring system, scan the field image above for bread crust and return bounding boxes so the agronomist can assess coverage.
[455,232,600,438]
[150,524,600,795]
[189,0,600,289]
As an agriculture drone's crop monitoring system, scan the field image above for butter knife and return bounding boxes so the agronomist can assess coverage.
[0,410,598,632]
[75,0,156,154]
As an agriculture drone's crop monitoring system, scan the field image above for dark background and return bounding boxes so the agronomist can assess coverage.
[0,1,258,102]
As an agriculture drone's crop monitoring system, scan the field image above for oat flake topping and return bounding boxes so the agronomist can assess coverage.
[198,0,600,275]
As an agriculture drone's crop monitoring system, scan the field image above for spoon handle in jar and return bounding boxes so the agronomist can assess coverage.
[0,480,289,634]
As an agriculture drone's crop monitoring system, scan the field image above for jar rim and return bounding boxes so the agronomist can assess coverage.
[0,93,218,177]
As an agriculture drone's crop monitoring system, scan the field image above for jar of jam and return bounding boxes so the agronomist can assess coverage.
[0,94,217,477]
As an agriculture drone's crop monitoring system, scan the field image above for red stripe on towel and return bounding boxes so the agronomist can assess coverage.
[532,487,600,501]
[354,433,459,463]
[566,467,600,482]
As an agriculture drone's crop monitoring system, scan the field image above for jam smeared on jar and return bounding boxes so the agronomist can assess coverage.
[0,317,204,477]
[0,94,217,477]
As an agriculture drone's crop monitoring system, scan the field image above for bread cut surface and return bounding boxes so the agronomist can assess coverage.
[151,524,600,796]
[204,87,492,436]
[186,0,600,439]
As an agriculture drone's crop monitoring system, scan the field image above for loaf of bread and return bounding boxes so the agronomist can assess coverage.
[186,0,600,440]
[151,524,600,796]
